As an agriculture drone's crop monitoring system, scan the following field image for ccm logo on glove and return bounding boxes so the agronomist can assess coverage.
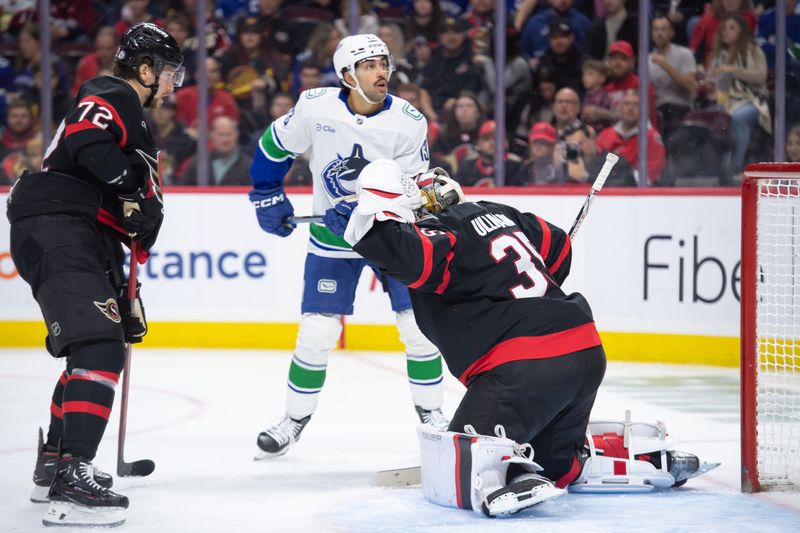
[252,194,286,208]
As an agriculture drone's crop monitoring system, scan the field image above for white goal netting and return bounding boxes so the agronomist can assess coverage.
[755,178,800,489]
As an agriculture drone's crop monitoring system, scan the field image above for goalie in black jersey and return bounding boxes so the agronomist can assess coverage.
[330,160,716,516]
[6,22,183,528]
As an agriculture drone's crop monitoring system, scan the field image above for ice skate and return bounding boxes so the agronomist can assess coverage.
[42,456,128,528]
[481,474,565,517]
[415,405,450,430]
[31,428,112,503]
[664,450,720,486]
[255,415,311,459]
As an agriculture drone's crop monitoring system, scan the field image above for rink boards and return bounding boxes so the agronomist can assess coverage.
[0,188,742,365]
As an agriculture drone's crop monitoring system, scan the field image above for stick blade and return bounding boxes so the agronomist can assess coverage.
[372,466,421,487]
[118,459,155,477]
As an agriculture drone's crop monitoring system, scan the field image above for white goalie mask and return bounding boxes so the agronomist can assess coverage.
[417,168,466,214]
[333,34,395,105]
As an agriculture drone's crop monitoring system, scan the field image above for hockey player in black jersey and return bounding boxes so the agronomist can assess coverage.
[6,22,183,528]
[328,159,606,515]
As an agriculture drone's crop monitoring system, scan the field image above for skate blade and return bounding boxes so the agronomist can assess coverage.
[487,484,565,517]
[253,448,290,461]
[685,462,721,481]
[569,482,656,494]
[372,466,421,487]
[43,501,126,528]
[30,484,51,503]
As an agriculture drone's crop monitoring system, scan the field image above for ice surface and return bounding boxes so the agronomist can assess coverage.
[1,349,798,532]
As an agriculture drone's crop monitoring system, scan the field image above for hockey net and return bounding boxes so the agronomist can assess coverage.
[741,163,800,492]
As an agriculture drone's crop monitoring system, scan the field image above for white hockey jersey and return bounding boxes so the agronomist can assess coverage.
[252,87,429,257]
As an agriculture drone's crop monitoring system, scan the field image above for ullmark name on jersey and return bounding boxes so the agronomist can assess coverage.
[470,213,517,236]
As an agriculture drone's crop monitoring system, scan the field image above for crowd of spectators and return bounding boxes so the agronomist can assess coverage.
[0,0,797,187]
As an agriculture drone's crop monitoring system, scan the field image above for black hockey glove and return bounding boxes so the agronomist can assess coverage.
[118,282,147,343]
[120,149,164,250]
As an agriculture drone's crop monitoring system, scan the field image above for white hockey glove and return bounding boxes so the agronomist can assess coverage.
[343,159,422,245]
[118,282,147,343]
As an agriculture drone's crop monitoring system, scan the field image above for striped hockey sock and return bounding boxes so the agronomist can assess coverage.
[407,351,444,410]
[286,354,327,419]
[46,371,68,448]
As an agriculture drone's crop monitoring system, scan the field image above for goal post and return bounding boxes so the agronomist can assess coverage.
[741,163,800,493]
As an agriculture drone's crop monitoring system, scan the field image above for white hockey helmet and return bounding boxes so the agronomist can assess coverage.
[333,34,395,85]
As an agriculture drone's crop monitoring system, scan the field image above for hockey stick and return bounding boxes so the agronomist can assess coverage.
[568,152,619,240]
[373,466,421,487]
[286,215,324,225]
[116,214,157,475]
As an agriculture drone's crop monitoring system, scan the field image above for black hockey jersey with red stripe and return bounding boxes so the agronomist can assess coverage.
[8,76,155,235]
[353,200,602,384]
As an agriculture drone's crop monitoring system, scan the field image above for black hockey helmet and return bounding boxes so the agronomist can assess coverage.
[115,22,185,84]
[115,23,185,107]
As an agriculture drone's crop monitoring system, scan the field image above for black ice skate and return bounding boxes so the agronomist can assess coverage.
[644,450,719,487]
[31,428,113,503]
[481,474,565,517]
[255,414,311,459]
[415,405,450,430]
[43,455,129,528]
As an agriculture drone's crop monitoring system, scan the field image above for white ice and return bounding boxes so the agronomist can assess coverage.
[1,348,799,532]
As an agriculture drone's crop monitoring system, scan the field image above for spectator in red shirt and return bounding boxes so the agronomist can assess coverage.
[176,57,240,135]
[585,41,658,129]
[71,27,119,96]
[595,89,666,183]
[690,0,756,64]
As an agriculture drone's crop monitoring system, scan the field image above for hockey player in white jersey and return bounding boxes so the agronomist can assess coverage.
[248,34,448,458]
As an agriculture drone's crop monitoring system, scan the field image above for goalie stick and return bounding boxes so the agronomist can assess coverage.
[567,152,618,239]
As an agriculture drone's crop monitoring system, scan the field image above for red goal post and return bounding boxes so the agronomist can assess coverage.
[741,163,800,493]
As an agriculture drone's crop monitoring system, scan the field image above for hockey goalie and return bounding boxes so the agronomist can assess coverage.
[328,159,719,518]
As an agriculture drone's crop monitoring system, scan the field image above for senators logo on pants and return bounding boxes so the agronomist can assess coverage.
[94,298,122,323]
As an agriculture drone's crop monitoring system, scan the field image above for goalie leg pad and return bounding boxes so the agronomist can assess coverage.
[418,425,546,514]
[396,309,443,410]
[571,415,676,493]
[285,313,342,420]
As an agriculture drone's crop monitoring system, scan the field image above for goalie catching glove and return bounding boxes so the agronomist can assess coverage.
[343,159,423,245]
[117,282,147,343]
[119,149,164,251]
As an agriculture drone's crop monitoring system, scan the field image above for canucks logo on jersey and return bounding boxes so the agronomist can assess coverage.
[321,144,370,198]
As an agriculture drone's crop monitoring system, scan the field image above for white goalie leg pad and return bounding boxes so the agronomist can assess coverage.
[396,310,443,410]
[418,424,548,514]
[43,501,126,528]
[285,313,342,420]
[570,412,676,493]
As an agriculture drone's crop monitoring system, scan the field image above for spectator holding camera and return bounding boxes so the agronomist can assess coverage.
[562,120,636,186]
